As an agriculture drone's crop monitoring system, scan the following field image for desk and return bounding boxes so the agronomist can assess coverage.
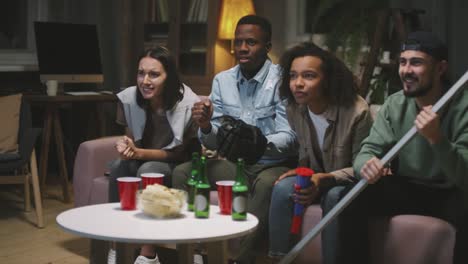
[56,203,258,263]
[25,94,117,202]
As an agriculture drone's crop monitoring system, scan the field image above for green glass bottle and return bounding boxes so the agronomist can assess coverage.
[232,158,248,221]
[186,152,199,211]
[194,156,210,218]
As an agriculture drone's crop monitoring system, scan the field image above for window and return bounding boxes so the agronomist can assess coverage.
[0,0,48,70]
[285,0,314,48]
[0,1,28,49]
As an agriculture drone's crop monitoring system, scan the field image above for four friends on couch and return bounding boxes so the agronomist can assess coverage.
[107,15,467,264]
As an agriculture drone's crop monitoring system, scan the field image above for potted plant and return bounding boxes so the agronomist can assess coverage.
[307,0,390,72]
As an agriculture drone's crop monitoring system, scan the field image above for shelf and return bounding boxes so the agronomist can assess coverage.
[137,0,227,95]
[179,52,206,76]
[180,51,207,56]
[145,0,170,23]
[180,22,208,27]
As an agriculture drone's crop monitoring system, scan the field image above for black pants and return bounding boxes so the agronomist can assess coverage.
[321,176,467,264]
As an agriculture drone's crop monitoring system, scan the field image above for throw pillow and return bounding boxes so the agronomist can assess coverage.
[0,94,22,154]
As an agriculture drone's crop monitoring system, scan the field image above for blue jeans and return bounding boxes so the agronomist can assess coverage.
[268,176,296,257]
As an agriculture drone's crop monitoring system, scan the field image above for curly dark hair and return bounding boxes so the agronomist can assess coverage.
[279,42,358,107]
[135,46,184,111]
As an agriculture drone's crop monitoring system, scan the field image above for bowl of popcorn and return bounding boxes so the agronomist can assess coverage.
[138,184,186,218]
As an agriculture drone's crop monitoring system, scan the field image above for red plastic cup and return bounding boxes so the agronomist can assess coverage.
[216,180,234,215]
[141,173,165,189]
[117,177,141,210]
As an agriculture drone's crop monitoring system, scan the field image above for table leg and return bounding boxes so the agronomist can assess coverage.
[53,110,71,203]
[90,239,108,264]
[39,106,53,194]
[177,243,195,264]
[206,240,229,264]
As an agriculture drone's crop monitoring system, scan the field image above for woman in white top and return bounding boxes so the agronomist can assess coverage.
[108,46,200,264]
[268,42,372,260]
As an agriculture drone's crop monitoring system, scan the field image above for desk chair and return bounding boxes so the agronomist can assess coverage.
[0,99,44,228]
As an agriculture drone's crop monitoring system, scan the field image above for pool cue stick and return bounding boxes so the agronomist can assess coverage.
[279,69,468,264]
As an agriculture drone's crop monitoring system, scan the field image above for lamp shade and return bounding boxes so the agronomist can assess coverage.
[218,0,256,39]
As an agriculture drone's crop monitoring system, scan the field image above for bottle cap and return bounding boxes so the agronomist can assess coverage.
[295,167,314,177]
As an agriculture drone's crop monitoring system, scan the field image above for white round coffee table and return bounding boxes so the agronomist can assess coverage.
[57,203,258,263]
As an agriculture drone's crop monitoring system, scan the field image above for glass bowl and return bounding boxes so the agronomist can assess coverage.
[138,184,186,218]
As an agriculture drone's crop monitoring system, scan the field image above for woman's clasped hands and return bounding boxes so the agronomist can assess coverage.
[115,136,138,160]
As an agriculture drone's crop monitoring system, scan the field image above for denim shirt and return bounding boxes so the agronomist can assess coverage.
[199,59,297,162]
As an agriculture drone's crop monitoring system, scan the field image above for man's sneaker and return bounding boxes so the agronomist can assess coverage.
[107,248,116,264]
[134,255,161,264]
[194,253,204,264]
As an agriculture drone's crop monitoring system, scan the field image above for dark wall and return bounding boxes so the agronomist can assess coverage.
[97,0,144,91]
[254,0,287,63]
[447,0,468,80]
[3,0,467,93]
[390,0,468,81]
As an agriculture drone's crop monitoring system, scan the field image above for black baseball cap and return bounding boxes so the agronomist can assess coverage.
[401,31,448,61]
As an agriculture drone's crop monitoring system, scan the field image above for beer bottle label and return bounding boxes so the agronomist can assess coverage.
[194,187,210,218]
[232,191,248,220]
[195,193,208,211]
[233,195,247,213]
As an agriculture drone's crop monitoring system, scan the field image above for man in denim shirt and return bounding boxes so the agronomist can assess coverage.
[172,15,297,263]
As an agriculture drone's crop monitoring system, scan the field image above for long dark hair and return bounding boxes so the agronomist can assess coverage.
[279,42,358,107]
[135,46,184,111]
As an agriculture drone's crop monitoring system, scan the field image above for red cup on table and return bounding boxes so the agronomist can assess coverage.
[141,173,165,189]
[216,180,234,215]
[117,177,141,210]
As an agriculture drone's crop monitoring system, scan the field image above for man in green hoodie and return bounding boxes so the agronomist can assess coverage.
[322,31,468,264]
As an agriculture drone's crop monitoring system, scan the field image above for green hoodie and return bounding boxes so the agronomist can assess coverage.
[354,88,468,201]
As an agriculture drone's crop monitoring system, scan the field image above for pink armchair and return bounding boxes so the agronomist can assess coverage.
[73,136,119,207]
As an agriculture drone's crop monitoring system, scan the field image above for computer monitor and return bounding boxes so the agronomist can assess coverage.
[34,22,103,83]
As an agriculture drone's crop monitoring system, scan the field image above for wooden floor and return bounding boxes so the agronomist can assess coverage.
[0,183,89,264]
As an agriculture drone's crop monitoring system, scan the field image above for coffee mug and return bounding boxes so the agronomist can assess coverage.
[46,80,58,96]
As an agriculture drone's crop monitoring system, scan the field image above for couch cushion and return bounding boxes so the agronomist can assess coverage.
[89,176,110,205]
[275,206,455,264]
[369,215,455,264]
[297,205,323,264]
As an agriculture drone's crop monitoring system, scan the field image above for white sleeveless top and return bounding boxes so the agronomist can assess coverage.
[116,84,200,149]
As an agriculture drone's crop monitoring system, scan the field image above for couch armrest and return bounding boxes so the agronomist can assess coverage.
[73,136,120,207]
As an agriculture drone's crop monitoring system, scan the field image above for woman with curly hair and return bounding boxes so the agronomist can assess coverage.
[268,42,373,260]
